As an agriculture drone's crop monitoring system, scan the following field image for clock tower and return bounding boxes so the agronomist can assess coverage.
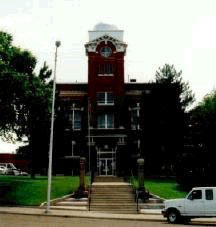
[85,23,127,111]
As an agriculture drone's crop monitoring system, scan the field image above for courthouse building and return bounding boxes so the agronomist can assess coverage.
[55,23,158,177]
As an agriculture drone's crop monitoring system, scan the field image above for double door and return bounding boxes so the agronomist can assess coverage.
[99,158,113,176]
[97,149,116,176]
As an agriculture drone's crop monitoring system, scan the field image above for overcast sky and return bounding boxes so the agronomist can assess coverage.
[1,0,216,153]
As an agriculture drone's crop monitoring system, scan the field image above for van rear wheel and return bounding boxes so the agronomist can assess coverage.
[167,210,180,224]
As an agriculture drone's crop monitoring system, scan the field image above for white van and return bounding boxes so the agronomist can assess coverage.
[0,163,29,176]
[162,187,216,223]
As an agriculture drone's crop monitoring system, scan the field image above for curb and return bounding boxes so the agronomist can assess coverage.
[0,209,166,223]
[0,208,216,224]
[150,193,165,202]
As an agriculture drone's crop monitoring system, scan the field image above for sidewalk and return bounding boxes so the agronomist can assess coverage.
[0,206,216,225]
[0,207,165,222]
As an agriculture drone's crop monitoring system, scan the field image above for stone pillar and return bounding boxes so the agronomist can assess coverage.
[80,157,86,189]
[137,158,144,188]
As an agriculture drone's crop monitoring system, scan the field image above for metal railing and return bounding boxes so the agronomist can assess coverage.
[136,190,139,213]
[88,184,91,211]
[130,170,139,213]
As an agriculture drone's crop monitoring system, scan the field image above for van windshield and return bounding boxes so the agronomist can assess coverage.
[8,163,16,169]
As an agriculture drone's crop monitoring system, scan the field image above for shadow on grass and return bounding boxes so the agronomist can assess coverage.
[0,176,82,206]
[0,184,17,206]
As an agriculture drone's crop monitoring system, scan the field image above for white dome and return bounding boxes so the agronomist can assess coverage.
[93,23,118,31]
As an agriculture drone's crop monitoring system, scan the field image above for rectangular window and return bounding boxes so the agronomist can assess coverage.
[97,92,114,105]
[98,115,105,129]
[97,114,114,129]
[65,111,81,130]
[192,190,202,200]
[206,189,214,200]
[107,114,114,128]
[74,111,81,129]
[98,64,113,75]
[131,109,138,129]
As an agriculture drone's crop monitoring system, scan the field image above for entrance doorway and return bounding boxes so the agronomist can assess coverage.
[100,158,113,176]
[97,148,116,176]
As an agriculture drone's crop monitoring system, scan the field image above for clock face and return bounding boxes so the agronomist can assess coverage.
[100,47,112,57]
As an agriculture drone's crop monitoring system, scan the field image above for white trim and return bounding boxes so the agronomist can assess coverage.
[98,74,114,76]
[97,103,114,106]
[85,34,127,55]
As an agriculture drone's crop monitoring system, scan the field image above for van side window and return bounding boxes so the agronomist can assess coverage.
[206,189,213,200]
[188,190,202,200]
[194,190,202,199]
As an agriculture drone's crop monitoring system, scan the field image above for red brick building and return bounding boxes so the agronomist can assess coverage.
[0,154,31,172]
[55,24,158,177]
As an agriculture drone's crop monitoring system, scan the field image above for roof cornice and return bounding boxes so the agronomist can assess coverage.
[85,34,127,56]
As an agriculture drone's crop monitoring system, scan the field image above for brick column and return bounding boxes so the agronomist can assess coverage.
[137,158,144,187]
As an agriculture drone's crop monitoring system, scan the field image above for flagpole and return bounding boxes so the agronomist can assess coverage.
[46,41,61,213]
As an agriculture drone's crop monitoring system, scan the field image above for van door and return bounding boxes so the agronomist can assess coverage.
[205,189,216,216]
[184,189,205,216]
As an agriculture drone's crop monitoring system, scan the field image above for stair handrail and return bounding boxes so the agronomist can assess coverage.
[136,189,139,213]
[130,170,139,213]
[88,184,91,211]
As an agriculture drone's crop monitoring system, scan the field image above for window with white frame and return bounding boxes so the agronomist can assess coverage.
[97,114,114,129]
[98,64,113,75]
[131,109,138,129]
[97,92,114,105]
[73,111,81,129]
[130,103,140,130]
[66,111,81,130]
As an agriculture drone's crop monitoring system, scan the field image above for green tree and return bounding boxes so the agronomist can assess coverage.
[155,64,195,112]
[0,31,52,177]
[188,90,216,185]
[144,64,195,176]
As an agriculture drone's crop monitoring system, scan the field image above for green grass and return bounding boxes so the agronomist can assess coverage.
[0,176,90,206]
[129,177,188,199]
[0,175,187,206]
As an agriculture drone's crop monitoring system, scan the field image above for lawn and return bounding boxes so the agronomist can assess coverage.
[0,175,188,206]
[0,176,90,206]
[128,177,189,199]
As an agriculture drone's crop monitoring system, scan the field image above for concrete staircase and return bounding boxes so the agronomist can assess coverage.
[41,194,88,211]
[52,197,88,211]
[41,176,164,213]
[89,176,138,214]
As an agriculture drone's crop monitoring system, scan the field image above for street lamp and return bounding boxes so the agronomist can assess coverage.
[45,41,61,213]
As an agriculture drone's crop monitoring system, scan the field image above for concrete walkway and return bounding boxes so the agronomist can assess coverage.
[0,207,216,225]
[0,207,165,222]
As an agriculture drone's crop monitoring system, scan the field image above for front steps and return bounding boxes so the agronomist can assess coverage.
[48,197,88,211]
[41,176,164,213]
[89,176,137,214]
[94,176,124,182]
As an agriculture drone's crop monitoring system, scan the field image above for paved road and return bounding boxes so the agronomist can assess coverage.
[0,214,214,227]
